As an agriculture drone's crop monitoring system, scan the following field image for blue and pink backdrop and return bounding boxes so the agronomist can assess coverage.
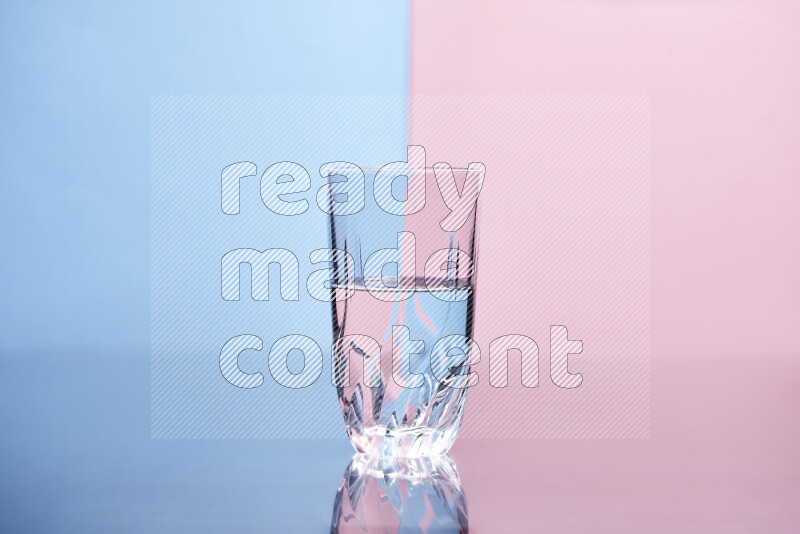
[1,1,798,532]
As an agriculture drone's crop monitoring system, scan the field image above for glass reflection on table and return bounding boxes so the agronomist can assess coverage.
[330,454,468,533]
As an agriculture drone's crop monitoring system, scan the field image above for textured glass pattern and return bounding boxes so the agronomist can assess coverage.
[331,454,468,533]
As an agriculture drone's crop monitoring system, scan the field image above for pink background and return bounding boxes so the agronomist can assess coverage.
[410,0,800,531]
[410,95,651,439]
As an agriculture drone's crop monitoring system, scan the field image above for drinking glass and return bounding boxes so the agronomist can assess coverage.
[325,160,483,456]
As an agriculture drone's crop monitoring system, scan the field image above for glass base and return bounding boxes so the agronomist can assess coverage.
[347,422,463,458]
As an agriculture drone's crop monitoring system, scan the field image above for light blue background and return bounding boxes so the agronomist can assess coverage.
[0,1,408,531]
[150,95,408,438]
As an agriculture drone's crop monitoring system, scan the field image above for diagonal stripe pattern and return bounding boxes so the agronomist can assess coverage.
[152,95,650,439]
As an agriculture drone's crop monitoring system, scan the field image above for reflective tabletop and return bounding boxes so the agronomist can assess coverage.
[1,351,797,532]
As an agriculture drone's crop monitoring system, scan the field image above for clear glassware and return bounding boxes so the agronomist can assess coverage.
[330,454,468,533]
[325,161,483,456]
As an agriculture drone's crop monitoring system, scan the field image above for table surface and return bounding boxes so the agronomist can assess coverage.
[1,351,797,533]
